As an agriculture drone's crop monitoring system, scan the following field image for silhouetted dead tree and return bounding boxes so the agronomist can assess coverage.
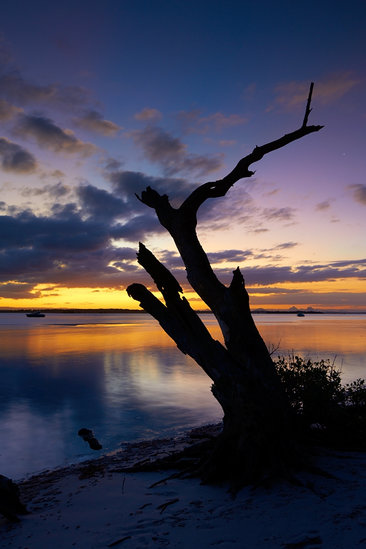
[127,83,323,486]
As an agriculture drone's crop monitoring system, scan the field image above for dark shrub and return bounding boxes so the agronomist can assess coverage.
[274,355,366,449]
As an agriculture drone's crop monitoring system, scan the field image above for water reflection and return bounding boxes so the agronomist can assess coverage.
[254,314,366,383]
[0,312,365,479]
[0,314,221,479]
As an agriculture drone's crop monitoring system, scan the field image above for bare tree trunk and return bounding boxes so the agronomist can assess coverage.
[127,84,323,485]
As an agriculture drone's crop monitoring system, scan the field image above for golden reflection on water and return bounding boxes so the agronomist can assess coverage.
[255,315,366,354]
[1,314,365,359]
[204,315,366,354]
[0,322,173,359]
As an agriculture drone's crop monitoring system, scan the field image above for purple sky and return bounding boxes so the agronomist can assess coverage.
[0,0,365,309]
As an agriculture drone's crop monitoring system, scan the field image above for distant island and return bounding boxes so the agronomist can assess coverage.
[0,307,365,314]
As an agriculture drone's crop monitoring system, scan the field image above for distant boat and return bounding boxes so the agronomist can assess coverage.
[26,311,45,318]
[297,312,305,317]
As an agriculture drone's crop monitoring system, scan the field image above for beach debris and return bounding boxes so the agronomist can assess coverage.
[283,532,322,548]
[107,535,131,547]
[157,497,179,513]
[78,428,102,450]
[78,462,105,480]
[0,474,28,522]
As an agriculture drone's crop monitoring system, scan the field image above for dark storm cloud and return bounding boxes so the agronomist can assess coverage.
[349,184,366,205]
[0,174,174,296]
[75,181,164,239]
[76,184,128,220]
[131,125,222,176]
[0,210,109,252]
[0,69,92,111]
[0,137,37,172]
[0,209,142,291]
[111,214,162,241]
[73,110,121,136]
[15,114,97,156]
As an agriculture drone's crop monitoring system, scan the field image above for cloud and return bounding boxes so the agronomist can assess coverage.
[75,178,168,240]
[272,241,298,250]
[0,137,37,172]
[134,108,162,121]
[198,185,257,230]
[103,158,124,172]
[349,184,366,205]
[272,73,360,110]
[212,258,366,287]
[0,282,41,299]
[20,181,71,199]
[1,199,365,304]
[15,114,97,156]
[76,184,128,220]
[0,98,22,121]
[219,140,237,147]
[177,110,247,134]
[249,290,366,308]
[109,168,256,231]
[73,110,121,136]
[316,200,331,211]
[131,125,223,176]
[207,249,253,264]
[0,208,142,292]
[109,169,194,207]
[0,69,93,111]
[112,213,163,241]
[261,207,296,223]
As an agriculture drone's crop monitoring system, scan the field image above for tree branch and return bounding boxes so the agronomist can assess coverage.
[182,127,322,216]
[302,82,314,128]
[137,242,183,297]
[127,247,234,382]
[129,83,323,371]
[181,83,321,216]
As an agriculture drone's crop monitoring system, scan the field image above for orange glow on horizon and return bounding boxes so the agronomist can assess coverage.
[0,277,365,311]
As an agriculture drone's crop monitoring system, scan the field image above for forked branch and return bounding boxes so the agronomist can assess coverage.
[182,83,322,215]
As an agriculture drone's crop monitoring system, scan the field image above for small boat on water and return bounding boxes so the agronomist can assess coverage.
[26,311,45,318]
[297,312,305,317]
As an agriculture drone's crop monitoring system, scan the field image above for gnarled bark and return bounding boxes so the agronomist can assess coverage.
[127,83,323,486]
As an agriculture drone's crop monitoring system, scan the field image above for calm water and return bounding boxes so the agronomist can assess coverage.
[0,312,365,480]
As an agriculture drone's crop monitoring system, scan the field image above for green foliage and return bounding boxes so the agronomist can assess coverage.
[274,355,366,449]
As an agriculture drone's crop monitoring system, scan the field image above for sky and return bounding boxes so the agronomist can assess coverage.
[0,0,365,310]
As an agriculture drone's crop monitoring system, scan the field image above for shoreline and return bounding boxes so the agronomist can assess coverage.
[2,425,366,548]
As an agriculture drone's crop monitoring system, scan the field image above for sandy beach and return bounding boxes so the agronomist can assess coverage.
[1,426,366,548]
